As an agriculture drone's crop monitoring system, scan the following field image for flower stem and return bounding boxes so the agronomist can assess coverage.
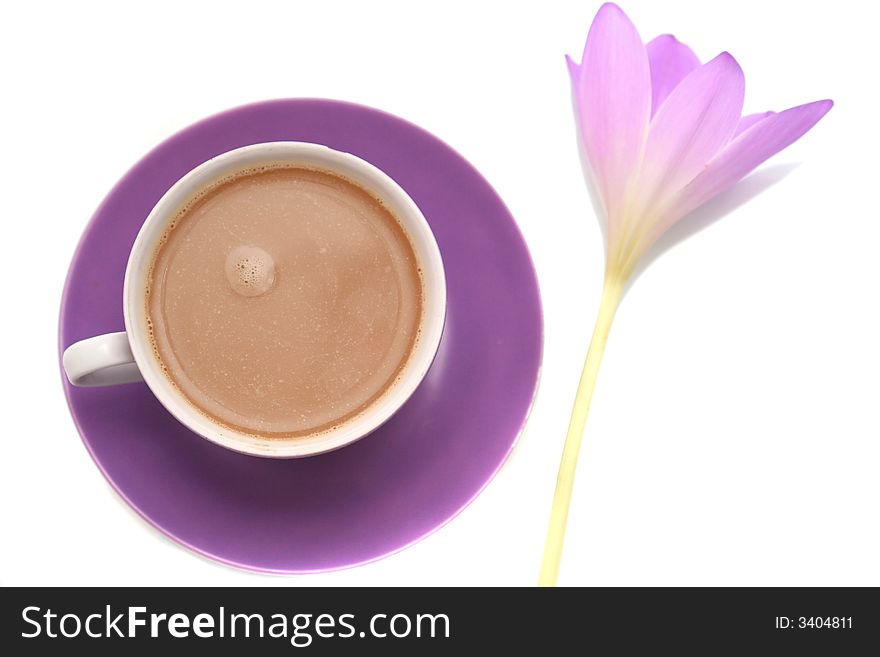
[539,274,624,586]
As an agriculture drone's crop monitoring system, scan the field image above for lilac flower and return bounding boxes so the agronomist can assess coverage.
[540,3,831,586]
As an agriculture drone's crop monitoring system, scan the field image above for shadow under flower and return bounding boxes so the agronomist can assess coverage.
[626,162,799,291]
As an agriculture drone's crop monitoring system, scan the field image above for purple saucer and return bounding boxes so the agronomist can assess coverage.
[59,99,543,573]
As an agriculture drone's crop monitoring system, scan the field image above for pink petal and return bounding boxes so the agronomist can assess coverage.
[565,54,580,82]
[646,34,700,116]
[637,52,745,211]
[735,111,775,137]
[669,99,833,223]
[571,3,651,222]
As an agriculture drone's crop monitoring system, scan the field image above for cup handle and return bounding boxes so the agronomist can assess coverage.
[62,331,144,387]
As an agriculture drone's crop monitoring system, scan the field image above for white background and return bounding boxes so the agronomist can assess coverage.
[2,0,878,586]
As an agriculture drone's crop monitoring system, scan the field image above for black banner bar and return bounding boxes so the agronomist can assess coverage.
[2,587,876,654]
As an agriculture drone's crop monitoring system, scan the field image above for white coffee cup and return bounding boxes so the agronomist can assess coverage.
[63,142,446,458]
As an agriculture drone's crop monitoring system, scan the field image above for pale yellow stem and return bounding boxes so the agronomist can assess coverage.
[538,275,624,586]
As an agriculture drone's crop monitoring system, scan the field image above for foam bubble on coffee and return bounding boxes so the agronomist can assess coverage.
[225,245,275,297]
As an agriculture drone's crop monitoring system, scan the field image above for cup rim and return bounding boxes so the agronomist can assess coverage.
[122,141,446,458]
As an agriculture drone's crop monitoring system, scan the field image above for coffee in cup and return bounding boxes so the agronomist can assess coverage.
[147,165,424,438]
